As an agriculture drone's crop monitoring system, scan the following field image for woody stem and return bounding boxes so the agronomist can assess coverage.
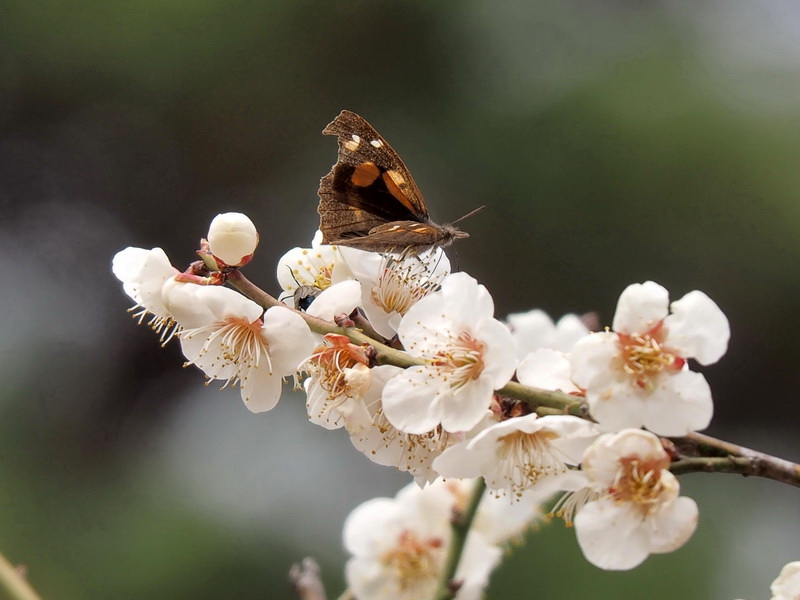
[227,269,800,489]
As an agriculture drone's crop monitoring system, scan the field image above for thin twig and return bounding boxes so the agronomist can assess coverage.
[0,554,41,600]
[228,269,800,490]
[289,558,327,600]
[434,478,486,600]
[671,434,800,488]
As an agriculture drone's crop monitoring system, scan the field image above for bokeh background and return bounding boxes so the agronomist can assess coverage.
[2,1,800,598]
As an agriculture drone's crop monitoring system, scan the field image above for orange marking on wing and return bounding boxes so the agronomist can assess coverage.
[383,170,417,214]
[350,162,381,187]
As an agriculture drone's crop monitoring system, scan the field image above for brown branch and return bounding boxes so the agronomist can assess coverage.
[289,558,327,600]
[670,432,800,488]
[670,456,800,488]
[227,269,800,490]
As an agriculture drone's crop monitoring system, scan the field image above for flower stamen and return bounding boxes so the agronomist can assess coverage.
[431,331,486,391]
[618,322,685,390]
[380,530,443,591]
[609,455,670,513]
[494,430,567,498]
[371,250,446,316]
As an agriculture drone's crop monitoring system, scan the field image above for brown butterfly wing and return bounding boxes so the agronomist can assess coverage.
[324,221,447,251]
[318,111,431,246]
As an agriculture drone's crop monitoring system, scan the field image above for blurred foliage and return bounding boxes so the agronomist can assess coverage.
[1,0,799,598]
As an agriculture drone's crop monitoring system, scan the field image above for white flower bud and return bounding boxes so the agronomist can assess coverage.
[207,212,259,267]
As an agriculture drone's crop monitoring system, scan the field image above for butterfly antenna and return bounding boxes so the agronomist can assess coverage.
[451,246,461,272]
[286,265,302,288]
[431,247,446,274]
[451,205,485,225]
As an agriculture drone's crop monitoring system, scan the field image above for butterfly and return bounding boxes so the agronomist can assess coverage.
[317,110,470,252]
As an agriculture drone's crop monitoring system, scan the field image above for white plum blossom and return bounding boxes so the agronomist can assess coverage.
[381,272,517,435]
[303,333,395,430]
[303,279,362,322]
[276,230,352,298]
[339,246,451,339]
[276,231,361,317]
[570,281,730,436]
[507,309,590,358]
[433,414,598,498]
[163,283,314,413]
[350,410,484,487]
[771,561,800,600]
[516,348,582,394]
[573,429,699,571]
[111,246,180,343]
[344,479,501,600]
[206,212,259,267]
[472,485,548,546]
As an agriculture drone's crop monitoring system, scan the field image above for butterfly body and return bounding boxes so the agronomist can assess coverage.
[318,110,468,252]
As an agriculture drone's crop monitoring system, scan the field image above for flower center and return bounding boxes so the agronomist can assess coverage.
[313,265,333,290]
[371,251,444,316]
[380,530,443,592]
[494,430,567,498]
[610,456,670,512]
[431,332,486,390]
[618,322,685,390]
[290,249,334,290]
[181,316,271,388]
[306,334,370,399]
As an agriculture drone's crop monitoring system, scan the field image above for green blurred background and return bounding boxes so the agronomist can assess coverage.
[1,1,799,598]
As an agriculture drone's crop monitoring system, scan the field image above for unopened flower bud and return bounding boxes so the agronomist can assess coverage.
[207,212,259,267]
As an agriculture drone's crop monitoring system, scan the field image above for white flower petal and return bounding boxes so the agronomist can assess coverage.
[642,370,713,436]
[612,281,669,334]
[438,273,495,327]
[383,367,494,435]
[645,493,699,554]
[261,306,314,375]
[574,498,652,570]
[454,532,503,600]
[474,318,518,387]
[771,561,800,600]
[553,314,592,352]
[343,497,404,556]
[664,290,730,365]
[306,279,362,321]
[584,371,648,433]
[381,368,444,434]
[474,489,547,545]
[507,309,555,356]
[240,360,282,413]
[112,246,177,317]
[582,429,666,486]
[163,282,217,329]
[517,348,579,393]
[569,332,617,388]
[431,440,485,479]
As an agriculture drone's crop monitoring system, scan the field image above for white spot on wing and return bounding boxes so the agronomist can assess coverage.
[370,139,383,148]
[344,136,360,152]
